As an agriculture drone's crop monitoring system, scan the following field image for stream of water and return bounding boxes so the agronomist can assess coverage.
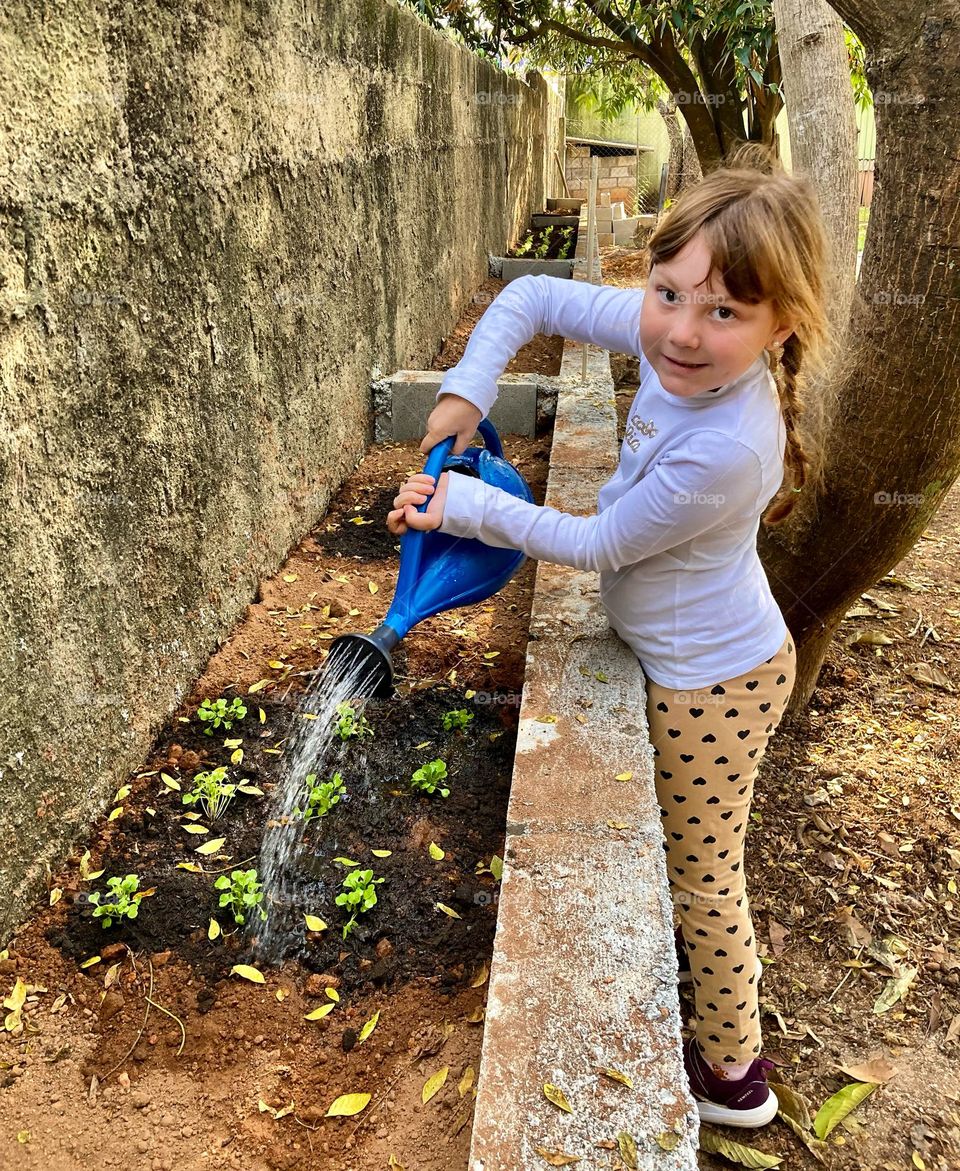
[253,646,372,963]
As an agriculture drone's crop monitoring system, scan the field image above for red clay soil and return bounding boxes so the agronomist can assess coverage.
[430,276,564,376]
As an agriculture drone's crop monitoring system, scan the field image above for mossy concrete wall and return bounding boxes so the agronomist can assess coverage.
[0,0,562,937]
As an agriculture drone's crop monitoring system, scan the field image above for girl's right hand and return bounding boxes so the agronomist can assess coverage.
[421,393,482,456]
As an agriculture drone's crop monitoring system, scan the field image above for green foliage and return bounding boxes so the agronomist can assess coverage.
[442,708,474,732]
[88,874,141,929]
[214,868,266,926]
[183,766,237,821]
[514,231,535,256]
[410,759,450,798]
[197,696,247,736]
[335,868,385,940]
[294,771,346,823]
[534,231,552,259]
[334,702,373,742]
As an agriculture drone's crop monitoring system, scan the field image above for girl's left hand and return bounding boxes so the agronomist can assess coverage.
[386,471,449,535]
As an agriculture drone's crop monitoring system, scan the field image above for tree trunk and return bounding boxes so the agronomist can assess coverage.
[759,1,960,712]
[772,0,859,336]
[657,98,684,198]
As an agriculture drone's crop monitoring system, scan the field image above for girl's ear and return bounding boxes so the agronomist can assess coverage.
[770,319,797,348]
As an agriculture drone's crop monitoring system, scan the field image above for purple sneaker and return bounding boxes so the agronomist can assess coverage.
[682,1035,779,1128]
[675,925,764,986]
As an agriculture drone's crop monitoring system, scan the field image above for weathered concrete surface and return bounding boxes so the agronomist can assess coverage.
[468,213,699,1167]
[489,256,576,281]
[0,0,562,936]
[374,371,539,440]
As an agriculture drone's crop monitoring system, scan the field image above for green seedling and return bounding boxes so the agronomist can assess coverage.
[88,874,142,929]
[442,708,474,732]
[514,231,534,257]
[534,232,551,259]
[294,771,346,822]
[214,868,266,925]
[334,702,373,742]
[335,868,385,940]
[410,759,449,798]
[183,766,237,821]
[197,696,247,736]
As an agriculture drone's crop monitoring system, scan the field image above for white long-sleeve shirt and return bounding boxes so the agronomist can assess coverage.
[435,274,789,690]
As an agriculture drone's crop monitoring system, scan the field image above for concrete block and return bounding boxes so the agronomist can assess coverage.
[379,371,538,439]
[611,201,626,219]
[597,231,615,247]
[531,214,578,228]
[614,218,640,244]
[489,256,576,281]
[547,197,583,213]
[598,190,611,207]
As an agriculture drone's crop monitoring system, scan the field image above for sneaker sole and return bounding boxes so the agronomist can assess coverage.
[679,954,765,986]
[695,1084,779,1128]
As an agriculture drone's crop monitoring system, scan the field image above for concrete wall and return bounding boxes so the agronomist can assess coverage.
[0,0,562,937]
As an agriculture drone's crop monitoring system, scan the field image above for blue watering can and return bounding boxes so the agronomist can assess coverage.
[327,419,534,697]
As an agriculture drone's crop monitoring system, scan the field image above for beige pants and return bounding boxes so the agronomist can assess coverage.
[644,632,797,1072]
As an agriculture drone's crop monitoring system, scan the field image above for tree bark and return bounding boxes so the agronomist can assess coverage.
[759,1,960,712]
[772,0,859,335]
[657,98,684,198]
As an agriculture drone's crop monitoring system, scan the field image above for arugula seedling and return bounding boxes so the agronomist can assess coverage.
[88,874,142,929]
[197,696,247,735]
[294,771,346,822]
[335,868,384,940]
[334,702,373,742]
[410,759,449,798]
[441,708,474,732]
[183,766,237,821]
[214,868,266,925]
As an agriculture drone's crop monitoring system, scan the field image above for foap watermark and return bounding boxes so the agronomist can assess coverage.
[871,289,925,306]
[674,91,727,106]
[674,490,726,508]
[473,92,521,106]
[874,490,925,506]
[668,690,729,708]
[70,288,129,309]
[273,287,325,308]
[470,690,523,707]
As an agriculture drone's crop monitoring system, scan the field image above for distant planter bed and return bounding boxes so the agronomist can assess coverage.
[505,223,576,261]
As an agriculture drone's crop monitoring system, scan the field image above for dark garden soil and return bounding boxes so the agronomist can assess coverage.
[430,275,564,377]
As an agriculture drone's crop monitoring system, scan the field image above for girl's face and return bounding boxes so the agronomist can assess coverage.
[639,231,796,397]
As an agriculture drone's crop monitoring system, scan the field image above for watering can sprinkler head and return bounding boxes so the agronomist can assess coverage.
[326,419,534,700]
[324,625,399,700]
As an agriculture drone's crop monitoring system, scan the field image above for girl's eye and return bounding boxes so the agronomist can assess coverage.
[656,286,737,319]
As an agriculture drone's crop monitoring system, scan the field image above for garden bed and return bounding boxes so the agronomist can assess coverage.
[505,223,577,261]
[431,275,564,377]
[0,434,551,1171]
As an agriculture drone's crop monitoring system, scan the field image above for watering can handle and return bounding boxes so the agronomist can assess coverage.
[416,419,504,511]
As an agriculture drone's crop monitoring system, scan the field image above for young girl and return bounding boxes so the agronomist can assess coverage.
[387,147,830,1129]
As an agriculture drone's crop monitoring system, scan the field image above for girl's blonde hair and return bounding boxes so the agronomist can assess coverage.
[646,142,832,525]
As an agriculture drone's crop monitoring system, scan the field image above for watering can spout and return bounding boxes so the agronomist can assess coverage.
[327,420,533,698]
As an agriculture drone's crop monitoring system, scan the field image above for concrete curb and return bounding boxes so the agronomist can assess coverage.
[467,209,700,1168]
